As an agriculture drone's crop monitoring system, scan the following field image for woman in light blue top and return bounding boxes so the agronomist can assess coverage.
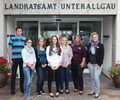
[35,37,48,96]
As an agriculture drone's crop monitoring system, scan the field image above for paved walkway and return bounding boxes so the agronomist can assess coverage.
[0,73,120,100]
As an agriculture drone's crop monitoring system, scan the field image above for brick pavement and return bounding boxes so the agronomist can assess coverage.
[0,73,120,100]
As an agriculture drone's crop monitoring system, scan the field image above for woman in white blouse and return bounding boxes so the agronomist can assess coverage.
[21,38,36,99]
[46,35,62,97]
[60,36,73,94]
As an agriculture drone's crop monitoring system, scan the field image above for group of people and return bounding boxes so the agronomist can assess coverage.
[8,27,104,99]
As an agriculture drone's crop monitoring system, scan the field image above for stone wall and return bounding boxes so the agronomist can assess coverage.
[4,0,117,15]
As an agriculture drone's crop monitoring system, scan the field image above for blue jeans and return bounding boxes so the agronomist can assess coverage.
[60,64,71,90]
[23,66,35,95]
[36,66,48,92]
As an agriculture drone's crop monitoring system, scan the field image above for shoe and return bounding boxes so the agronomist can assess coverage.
[11,90,15,95]
[41,90,46,94]
[73,89,78,92]
[79,91,83,95]
[28,94,33,98]
[94,94,99,98]
[40,90,42,94]
[60,92,63,94]
[55,92,59,97]
[88,92,95,95]
[36,92,41,96]
[60,90,63,94]
[79,92,83,95]
[20,89,24,94]
[24,94,30,99]
[49,93,54,97]
[66,91,70,94]
[65,90,70,94]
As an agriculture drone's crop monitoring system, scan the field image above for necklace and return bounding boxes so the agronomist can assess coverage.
[52,46,58,53]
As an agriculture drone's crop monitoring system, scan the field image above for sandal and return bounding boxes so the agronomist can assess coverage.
[49,93,54,97]
[55,92,59,97]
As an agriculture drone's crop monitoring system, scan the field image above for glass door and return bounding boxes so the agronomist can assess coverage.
[59,22,77,45]
[79,21,101,47]
[41,22,58,46]
[17,21,38,47]
[41,22,77,46]
[79,21,101,68]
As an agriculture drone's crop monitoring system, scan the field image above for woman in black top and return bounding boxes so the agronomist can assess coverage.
[86,32,104,98]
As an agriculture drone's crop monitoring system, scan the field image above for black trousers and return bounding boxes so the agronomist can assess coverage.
[71,63,83,91]
[48,66,61,93]
[11,59,24,91]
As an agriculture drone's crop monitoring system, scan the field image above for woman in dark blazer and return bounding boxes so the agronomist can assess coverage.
[86,32,104,98]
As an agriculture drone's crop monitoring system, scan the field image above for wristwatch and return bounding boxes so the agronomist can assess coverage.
[31,64,35,67]
[67,63,69,65]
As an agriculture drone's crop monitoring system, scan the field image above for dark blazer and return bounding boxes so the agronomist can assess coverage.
[34,47,42,67]
[86,43,104,67]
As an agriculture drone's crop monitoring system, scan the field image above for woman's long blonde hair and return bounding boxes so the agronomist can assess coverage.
[71,35,82,47]
[37,37,46,49]
[60,36,69,48]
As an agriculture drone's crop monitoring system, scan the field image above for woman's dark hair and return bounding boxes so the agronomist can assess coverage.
[25,38,32,44]
[16,27,23,31]
[49,35,61,56]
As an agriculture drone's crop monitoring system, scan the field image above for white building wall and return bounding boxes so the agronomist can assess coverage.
[0,0,7,58]
[116,0,120,62]
[0,0,4,57]
[7,16,15,35]
[102,16,113,76]
[7,16,15,57]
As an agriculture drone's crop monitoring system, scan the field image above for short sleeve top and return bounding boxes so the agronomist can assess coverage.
[61,46,73,64]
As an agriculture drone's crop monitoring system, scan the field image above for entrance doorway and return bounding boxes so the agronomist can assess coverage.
[17,18,102,73]
[17,20,101,48]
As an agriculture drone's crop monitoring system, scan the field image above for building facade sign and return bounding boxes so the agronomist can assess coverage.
[4,0,117,15]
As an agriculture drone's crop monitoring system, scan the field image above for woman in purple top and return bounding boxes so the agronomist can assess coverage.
[71,35,86,95]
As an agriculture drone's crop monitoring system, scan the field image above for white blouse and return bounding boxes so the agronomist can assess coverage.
[21,48,36,67]
[46,46,62,67]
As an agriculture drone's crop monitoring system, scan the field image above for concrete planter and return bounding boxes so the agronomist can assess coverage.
[113,74,120,88]
[0,71,8,88]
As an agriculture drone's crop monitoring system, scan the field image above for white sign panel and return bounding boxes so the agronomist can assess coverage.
[4,0,117,15]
